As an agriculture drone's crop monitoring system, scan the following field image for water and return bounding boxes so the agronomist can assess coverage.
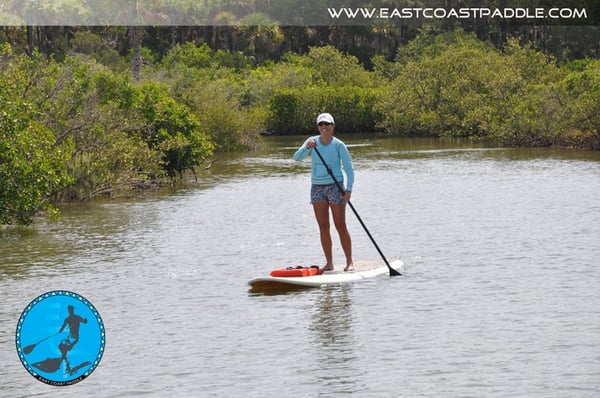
[1,136,599,397]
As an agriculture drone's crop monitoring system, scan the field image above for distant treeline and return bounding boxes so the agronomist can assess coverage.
[1,1,600,65]
[1,27,599,225]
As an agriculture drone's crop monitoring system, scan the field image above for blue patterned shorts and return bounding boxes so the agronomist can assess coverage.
[311,183,345,205]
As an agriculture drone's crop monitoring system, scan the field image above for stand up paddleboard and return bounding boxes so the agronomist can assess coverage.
[248,259,403,292]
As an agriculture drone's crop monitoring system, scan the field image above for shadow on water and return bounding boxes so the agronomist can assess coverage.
[247,284,318,296]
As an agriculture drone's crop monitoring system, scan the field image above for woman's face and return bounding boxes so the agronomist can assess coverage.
[318,121,334,136]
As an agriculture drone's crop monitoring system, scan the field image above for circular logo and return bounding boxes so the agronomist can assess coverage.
[15,291,105,386]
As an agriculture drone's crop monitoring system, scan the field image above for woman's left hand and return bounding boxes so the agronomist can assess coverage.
[343,191,352,202]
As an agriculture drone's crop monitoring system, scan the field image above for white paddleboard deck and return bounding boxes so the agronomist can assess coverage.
[248,259,402,291]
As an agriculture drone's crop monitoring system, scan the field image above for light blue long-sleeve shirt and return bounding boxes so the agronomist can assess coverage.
[293,136,354,192]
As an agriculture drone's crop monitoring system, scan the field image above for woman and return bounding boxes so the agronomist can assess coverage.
[293,112,355,272]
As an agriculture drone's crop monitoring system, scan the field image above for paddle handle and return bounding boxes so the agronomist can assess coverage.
[312,146,401,276]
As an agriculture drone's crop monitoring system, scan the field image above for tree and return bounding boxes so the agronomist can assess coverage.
[135,82,214,177]
[548,60,600,148]
[0,80,72,225]
[237,13,284,64]
[376,31,559,139]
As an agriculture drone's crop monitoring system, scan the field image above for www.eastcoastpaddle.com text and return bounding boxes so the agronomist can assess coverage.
[327,7,588,21]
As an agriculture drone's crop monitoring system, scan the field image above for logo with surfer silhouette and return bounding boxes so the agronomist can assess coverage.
[15,290,105,386]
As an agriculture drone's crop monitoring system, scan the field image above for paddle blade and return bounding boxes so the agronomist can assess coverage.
[32,357,63,373]
[23,344,36,355]
[389,267,402,276]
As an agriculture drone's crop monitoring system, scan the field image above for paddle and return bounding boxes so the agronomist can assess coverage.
[23,331,63,355]
[312,146,401,276]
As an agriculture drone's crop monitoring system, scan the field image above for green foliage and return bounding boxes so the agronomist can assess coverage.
[375,28,599,150]
[379,32,513,136]
[268,89,304,134]
[161,42,254,71]
[0,81,72,225]
[396,28,493,65]
[159,50,263,151]
[8,53,163,200]
[161,42,214,69]
[502,38,561,83]
[305,46,376,87]
[268,85,382,134]
[135,82,214,177]
[243,61,312,108]
[70,30,128,71]
[545,61,600,148]
[2,27,600,224]
[196,96,262,152]
[485,43,600,147]
[236,21,284,64]
[266,46,383,134]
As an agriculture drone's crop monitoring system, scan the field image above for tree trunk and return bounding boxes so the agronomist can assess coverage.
[129,27,143,81]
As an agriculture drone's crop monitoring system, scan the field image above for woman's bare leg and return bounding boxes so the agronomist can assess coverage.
[331,203,354,271]
[313,201,333,270]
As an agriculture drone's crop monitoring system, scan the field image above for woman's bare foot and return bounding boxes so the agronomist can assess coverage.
[321,264,334,272]
[344,264,355,272]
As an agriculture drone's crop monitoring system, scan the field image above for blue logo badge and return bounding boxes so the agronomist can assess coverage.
[15,291,105,386]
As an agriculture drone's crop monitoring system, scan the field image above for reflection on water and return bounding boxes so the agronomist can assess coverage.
[310,286,363,395]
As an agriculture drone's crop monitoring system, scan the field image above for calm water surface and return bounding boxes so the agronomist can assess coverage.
[1,136,599,397]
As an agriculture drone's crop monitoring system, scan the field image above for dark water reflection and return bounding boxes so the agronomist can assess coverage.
[309,287,364,395]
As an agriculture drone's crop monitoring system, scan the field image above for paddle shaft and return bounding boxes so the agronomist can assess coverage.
[23,331,63,354]
[312,146,401,276]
